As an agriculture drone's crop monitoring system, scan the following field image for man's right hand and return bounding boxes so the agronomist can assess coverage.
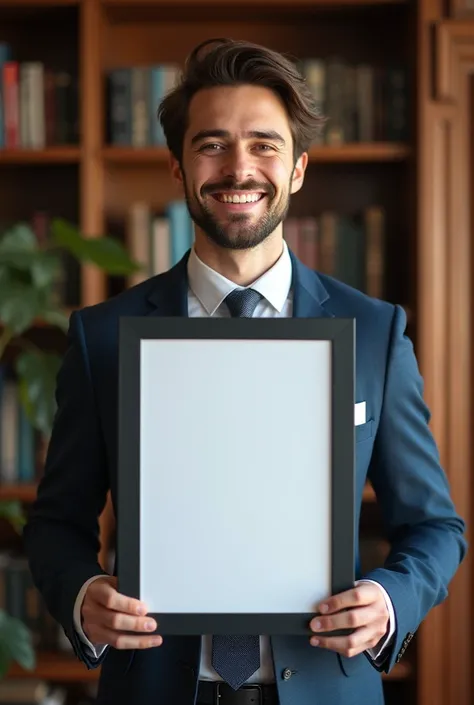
[81,576,163,650]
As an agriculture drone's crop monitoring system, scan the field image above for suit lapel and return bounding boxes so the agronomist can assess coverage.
[146,252,190,317]
[145,248,334,320]
[289,250,334,319]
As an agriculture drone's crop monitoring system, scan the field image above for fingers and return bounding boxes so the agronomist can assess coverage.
[310,625,377,657]
[82,577,163,650]
[310,605,378,634]
[316,584,376,616]
[90,578,149,616]
[89,627,163,651]
[101,610,158,634]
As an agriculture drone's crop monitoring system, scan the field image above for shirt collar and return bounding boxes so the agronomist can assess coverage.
[187,240,292,316]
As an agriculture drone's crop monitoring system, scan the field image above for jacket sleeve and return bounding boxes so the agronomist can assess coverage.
[23,310,110,669]
[363,304,467,672]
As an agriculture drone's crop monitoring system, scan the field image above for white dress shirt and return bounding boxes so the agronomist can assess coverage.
[73,241,395,678]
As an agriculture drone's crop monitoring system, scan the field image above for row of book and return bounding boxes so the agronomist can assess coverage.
[284,206,386,299]
[124,201,386,301]
[0,43,79,149]
[300,58,408,144]
[107,59,407,148]
[126,199,194,287]
[108,64,180,147]
[0,368,44,485]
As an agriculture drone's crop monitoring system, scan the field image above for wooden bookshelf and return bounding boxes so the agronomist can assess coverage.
[0,0,472,703]
[0,148,80,164]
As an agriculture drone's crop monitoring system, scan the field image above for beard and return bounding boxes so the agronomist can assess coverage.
[182,173,292,250]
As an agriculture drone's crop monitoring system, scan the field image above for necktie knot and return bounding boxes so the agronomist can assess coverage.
[225,288,263,318]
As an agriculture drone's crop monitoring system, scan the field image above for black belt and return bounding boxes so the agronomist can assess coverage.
[197,680,278,705]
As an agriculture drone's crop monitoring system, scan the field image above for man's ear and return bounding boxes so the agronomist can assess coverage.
[169,152,184,193]
[290,152,308,195]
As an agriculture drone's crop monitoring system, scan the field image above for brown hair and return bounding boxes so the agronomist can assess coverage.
[158,38,326,164]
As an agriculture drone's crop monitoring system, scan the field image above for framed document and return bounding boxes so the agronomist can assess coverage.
[117,317,355,636]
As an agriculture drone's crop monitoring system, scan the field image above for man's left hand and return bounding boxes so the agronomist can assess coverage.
[309,583,389,658]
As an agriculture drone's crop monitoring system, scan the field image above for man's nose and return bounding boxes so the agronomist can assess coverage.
[220,145,255,182]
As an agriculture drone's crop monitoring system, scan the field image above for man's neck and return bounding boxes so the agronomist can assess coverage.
[193,231,284,287]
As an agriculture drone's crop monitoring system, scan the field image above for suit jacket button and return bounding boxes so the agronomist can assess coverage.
[282,668,292,680]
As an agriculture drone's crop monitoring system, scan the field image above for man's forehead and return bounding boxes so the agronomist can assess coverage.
[187,86,291,136]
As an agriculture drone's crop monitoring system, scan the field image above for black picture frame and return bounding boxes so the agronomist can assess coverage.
[117,317,355,636]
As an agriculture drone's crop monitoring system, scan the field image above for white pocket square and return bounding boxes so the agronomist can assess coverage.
[355,402,366,426]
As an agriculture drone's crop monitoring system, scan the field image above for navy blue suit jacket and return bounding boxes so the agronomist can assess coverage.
[24,250,467,705]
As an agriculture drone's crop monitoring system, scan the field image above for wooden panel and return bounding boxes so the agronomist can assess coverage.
[448,0,474,20]
[79,0,107,306]
[417,18,474,705]
[0,165,78,224]
[103,0,407,8]
[102,8,410,69]
[0,4,77,72]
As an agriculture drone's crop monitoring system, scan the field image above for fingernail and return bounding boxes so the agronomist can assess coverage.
[319,604,329,613]
[312,620,322,631]
[145,621,155,630]
[137,606,145,615]
[311,637,319,646]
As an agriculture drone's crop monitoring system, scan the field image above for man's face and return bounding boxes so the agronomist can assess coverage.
[172,84,307,250]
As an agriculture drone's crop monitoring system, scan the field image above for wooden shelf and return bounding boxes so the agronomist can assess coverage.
[102,143,410,166]
[0,148,80,165]
[6,649,412,683]
[0,0,78,6]
[103,0,407,6]
[7,651,100,683]
[0,484,37,502]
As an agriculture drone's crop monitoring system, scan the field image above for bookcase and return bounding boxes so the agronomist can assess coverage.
[0,0,473,704]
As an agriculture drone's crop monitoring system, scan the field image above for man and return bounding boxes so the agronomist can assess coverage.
[24,38,467,705]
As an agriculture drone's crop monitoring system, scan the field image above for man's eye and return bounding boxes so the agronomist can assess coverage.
[200,143,223,152]
[255,144,274,152]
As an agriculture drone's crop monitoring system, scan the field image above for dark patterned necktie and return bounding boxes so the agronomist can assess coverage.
[211,287,262,690]
[224,287,263,318]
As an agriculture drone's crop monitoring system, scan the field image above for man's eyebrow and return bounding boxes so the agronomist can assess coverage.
[190,129,286,146]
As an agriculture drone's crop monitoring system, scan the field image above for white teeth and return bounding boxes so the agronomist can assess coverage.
[216,193,263,204]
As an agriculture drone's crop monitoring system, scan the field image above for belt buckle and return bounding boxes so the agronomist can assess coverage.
[215,683,263,705]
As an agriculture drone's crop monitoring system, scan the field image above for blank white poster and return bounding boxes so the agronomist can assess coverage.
[139,338,332,615]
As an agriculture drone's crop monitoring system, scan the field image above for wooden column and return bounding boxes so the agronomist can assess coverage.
[417,13,474,705]
[79,0,106,306]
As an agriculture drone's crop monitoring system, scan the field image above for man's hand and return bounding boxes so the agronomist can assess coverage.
[309,583,389,658]
[81,576,163,650]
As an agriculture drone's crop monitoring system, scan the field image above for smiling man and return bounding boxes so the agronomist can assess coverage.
[24,38,466,705]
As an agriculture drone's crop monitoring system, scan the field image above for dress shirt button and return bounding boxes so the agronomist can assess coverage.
[282,668,292,680]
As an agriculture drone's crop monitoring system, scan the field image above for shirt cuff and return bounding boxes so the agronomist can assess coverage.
[73,574,110,660]
[355,579,396,662]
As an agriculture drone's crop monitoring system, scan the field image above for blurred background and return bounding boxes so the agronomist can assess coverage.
[0,0,472,704]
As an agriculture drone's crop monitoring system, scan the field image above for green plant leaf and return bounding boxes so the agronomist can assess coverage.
[41,308,70,333]
[50,218,141,275]
[0,277,46,334]
[0,224,38,251]
[15,351,62,435]
[0,610,35,676]
[0,500,26,533]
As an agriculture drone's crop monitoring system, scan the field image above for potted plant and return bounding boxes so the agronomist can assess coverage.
[0,217,140,675]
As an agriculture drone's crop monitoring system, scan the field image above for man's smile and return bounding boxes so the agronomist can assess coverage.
[209,191,268,212]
